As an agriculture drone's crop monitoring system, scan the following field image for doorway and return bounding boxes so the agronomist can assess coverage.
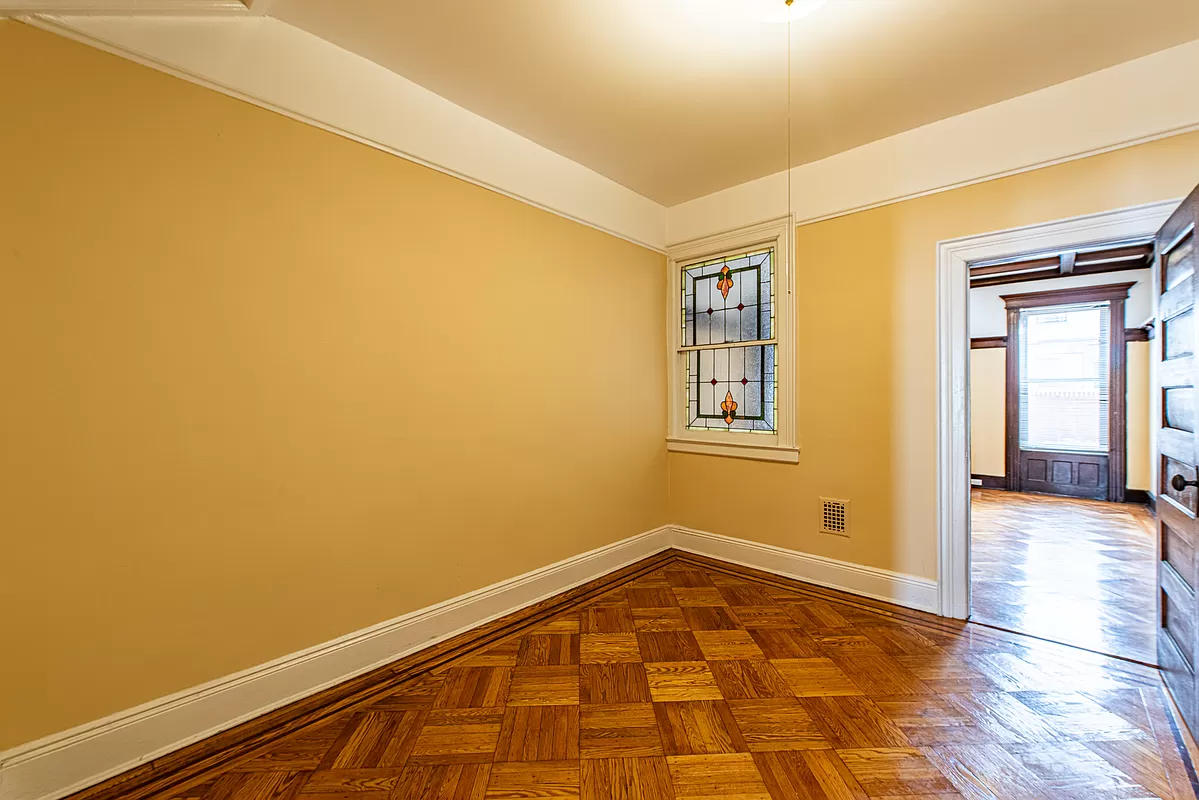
[934,201,1179,619]
[967,241,1156,662]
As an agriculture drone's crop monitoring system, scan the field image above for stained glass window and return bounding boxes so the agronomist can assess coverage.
[681,249,777,432]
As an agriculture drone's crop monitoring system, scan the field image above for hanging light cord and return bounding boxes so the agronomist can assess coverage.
[786,1,793,295]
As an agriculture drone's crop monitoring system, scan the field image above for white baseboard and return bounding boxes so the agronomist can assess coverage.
[0,524,938,800]
[0,526,673,800]
[670,525,939,614]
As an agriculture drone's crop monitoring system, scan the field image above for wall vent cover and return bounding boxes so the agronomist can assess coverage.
[820,497,850,535]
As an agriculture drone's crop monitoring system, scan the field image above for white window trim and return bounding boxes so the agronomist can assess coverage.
[666,217,798,464]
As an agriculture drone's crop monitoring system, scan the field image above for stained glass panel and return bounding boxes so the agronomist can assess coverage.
[686,344,777,432]
[682,247,777,433]
[682,249,773,347]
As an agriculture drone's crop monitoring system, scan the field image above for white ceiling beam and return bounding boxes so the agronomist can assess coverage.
[1,1,248,15]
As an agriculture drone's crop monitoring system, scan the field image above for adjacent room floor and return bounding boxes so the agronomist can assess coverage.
[151,557,1195,800]
[971,488,1157,664]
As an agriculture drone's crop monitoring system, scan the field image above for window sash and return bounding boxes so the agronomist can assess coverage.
[1017,302,1110,453]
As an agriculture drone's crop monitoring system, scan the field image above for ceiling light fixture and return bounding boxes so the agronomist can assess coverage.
[748,0,827,23]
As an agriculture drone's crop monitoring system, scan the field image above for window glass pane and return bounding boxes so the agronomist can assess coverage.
[681,249,773,346]
[685,344,776,432]
[1018,303,1110,452]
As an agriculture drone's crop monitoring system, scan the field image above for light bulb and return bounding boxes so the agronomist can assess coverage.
[743,0,828,23]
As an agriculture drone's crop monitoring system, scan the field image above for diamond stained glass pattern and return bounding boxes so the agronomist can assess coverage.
[688,345,776,431]
[682,248,777,433]
[683,250,772,348]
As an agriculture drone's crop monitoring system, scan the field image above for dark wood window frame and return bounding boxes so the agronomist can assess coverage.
[1001,281,1135,502]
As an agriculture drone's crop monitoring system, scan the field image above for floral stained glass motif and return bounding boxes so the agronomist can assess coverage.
[682,248,776,433]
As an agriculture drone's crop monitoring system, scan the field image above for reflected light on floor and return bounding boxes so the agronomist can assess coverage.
[970,489,1156,663]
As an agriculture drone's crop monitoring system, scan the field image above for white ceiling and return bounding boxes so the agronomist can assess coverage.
[264,1,1199,205]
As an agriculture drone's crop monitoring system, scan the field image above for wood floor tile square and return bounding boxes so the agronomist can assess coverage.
[581,757,673,800]
[872,695,986,747]
[581,605,635,634]
[681,606,743,631]
[727,699,827,751]
[830,653,930,696]
[654,700,748,754]
[644,662,723,702]
[718,585,778,607]
[296,768,404,797]
[484,761,579,799]
[588,589,631,607]
[943,691,1062,744]
[625,588,679,608]
[708,573,753,587]
[629,572,671,588]
[433,667,512,709]
[1012,690,1149,742]
[800,696,911,748]
[516,634,579,667]
[771,658,863,697]
[729,605,796,629]
[393,763,492,800]
[580,663,652,704]
[753,750,868,800]
[923,743,1054,799]
[859,624,945,656]
[664,569,716,588]
[709,660,794,700]
[367,673,445,711]
[457,639,522,668]
[1006,740,1149,799]
[672,587,728,606]
[533,618,581,635]
[782,600,852,630]
[632,607,690,632]
[579,703,664,759]
[748,629,823,660]
[319,711,426,770]
[892,654,999,693]
[409,708,503,765]
[837,747,956,796]
[495,705,579,761]
[580,634,641,664]
[636,630,704,662]
[235,719,347,771]
[667,753,771,800]
[694,630,766,660]
[206,772,310,800]
[507,666,579,706]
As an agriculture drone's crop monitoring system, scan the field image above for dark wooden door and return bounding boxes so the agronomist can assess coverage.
[1156,183,1199,734]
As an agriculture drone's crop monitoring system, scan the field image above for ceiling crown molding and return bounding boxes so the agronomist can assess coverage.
[1,1,249,15]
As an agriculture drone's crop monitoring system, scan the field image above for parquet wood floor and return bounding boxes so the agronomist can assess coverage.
[971,489,1157,663]
[107,553,1199,800]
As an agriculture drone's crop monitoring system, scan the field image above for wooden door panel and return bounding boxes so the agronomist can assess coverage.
[1160,355,1195,390]
[1160,499,1198,592]
[1019,449,1107,499]
[1157,182,1199,736]
[1161,429,1195,465]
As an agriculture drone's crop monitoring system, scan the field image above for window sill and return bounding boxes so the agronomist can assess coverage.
[666,437,800,464]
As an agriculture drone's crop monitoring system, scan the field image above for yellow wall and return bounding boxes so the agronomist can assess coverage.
[669,129,1199,579]
[968,312,1153,492]
[970,349,1007,478]
[0,22,667,750]
[1128,341,1153,492]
